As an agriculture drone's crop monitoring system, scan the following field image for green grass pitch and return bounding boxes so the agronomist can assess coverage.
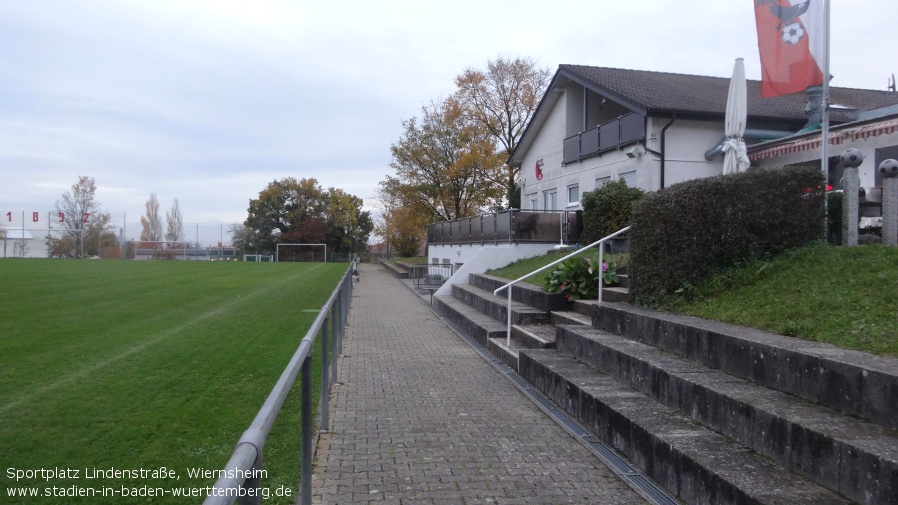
[0,259,347,504]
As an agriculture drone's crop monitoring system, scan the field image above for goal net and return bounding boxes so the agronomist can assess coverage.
[244,254,273,262]
[276,243,327,263]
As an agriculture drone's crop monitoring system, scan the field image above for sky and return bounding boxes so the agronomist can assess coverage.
[2,0,896,230]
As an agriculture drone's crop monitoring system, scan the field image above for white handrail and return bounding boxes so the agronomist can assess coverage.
[492,226,630,346]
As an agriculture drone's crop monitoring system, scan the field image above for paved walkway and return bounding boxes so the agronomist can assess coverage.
[311,262,647,505]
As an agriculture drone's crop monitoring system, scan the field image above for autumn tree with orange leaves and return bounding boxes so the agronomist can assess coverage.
[378,57,550,255]
[453,56,552,208]
[384,98,505,225]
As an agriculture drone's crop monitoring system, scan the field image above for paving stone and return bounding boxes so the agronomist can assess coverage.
[310,263,647,505]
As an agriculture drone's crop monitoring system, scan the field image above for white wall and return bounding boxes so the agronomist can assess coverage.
[655,118,726,189]
[429,243,559,297]
[519,94,566,204]
[517,87,728,207]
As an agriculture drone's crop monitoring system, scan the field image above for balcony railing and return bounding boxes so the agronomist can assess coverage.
[426,209,582,246]
[563,113,646,164]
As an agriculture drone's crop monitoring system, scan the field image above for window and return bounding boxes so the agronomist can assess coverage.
[543,189,558,211]
[567,184,580,206]
[527,192,538,210]
[595,176,611,189]
[619,170,637,187]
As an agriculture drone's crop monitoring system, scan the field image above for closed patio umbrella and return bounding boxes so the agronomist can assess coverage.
[722,58,750,174]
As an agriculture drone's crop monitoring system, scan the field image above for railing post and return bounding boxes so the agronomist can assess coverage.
[300,355,313,505]
[509,209,514,244]
[598,245,604,304]
[506,287,512,347]
[238,453,263,505]
[331,288,339,384]
[339,276,348,354]
[320,310,330,432]
[479,215,484,245]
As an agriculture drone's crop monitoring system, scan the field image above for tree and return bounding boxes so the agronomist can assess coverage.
[453,56,552,208]
[45,176,111,258]
[166,198,184,243]
[324,188,374,256]
[374,181,428,257]
[228,223,255,257]
[244,177,371,257]
[140,193,163,242]
[386,98,506,224]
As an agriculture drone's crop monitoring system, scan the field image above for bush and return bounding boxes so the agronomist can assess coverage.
[544,253,618,301]
[629,166,825,307]
[826,191,842,245]
[580,180,645,244]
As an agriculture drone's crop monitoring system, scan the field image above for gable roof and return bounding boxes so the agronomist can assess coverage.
[559,64,898,121]
[510,64,898,166]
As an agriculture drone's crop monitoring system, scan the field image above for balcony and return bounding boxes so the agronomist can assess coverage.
[563,113,645,165]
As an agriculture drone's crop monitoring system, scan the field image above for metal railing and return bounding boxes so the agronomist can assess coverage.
[203,261,355,505]
[562,113,646,164]
[426,209,582,246]
[492,227,630,346]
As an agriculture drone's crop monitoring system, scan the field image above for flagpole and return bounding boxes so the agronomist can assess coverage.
[821,0,831,188]
[821,0,831,239]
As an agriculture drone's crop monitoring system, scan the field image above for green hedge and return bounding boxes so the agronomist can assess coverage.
[580,179,645,244]
[629,166,825,306]
[826,191,842,245]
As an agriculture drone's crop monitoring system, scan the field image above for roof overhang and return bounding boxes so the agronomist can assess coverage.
[749,117,898,161]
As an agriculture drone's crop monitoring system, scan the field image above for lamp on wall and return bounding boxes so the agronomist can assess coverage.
[624,144,646,158]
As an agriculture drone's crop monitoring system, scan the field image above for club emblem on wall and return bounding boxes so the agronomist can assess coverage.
[535,157,544,181]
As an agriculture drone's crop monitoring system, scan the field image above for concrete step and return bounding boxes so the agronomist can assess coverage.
[378,259,408,278]
[617,274,630,289]
[486,337,519,371]
[482,324,557,373]
[591,302,898,431]
[432,295,506,348]
[555,324,898,505]
[451,283,549,326]
[550,310,592,326]
[511,323,557,349]
[469,273,569,312]
[601,286,629,303]
[518,349,850,505]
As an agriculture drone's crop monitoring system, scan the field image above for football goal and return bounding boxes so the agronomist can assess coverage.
[276,243,327,263]
[244,254,273,262]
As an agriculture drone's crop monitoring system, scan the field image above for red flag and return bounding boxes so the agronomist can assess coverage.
[754,0,825,97]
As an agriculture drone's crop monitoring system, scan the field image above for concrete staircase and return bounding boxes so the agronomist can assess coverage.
[433,272,898,505]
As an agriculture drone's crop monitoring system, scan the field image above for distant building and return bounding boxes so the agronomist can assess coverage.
[1,228,47,258]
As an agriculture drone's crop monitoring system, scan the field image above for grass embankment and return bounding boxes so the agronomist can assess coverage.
[488,244,898,358]
[0,259,346,504]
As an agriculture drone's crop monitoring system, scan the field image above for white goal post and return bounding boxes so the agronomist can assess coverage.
[276,243,327,263]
